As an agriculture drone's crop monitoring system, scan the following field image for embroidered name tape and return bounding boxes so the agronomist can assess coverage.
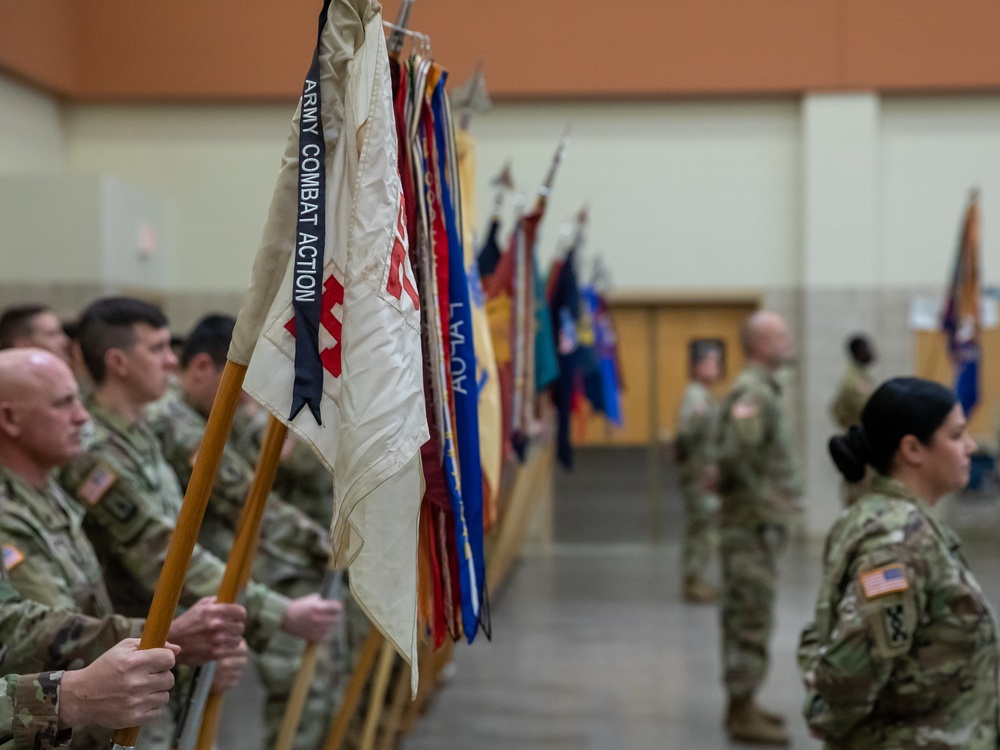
[1,544,24,571]
[860,563,909,599]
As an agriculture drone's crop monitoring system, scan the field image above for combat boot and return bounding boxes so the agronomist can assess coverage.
[725,698,786,728]
[725,696,790,746]
[754,703,786,727]
[683,576,719,603]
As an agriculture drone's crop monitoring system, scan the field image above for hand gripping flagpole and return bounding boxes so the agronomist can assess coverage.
[190,415,290,750]
[110,361,246,750]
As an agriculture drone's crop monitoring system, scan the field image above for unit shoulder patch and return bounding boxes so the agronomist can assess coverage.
[77,464,118,506]
[859,563,909,600]
[1,544,24,572]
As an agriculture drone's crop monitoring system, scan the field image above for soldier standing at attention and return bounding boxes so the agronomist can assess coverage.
[800,377,997,748]
[0,305,71,363]
[830,334,876,431]
[830,335,877,506]
[148,314,341,750]
[0,348,249,749]
[715,310,802,746]
[675,341,722,604]
[57,299,339,663]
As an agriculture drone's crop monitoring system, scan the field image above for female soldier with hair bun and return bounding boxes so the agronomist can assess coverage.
[798,377,999,749]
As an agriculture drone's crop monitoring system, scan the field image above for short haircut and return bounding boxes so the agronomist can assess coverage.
[0,305,52,349]
[689,338,724,377]
[77,297,169,384]
[181,314,235,369]
[847,334,873,366]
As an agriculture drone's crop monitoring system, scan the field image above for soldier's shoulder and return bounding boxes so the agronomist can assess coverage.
[832,494,931,559]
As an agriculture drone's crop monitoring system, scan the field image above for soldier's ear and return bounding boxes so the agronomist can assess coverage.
[0,401,20,438]
[103,347,132,380]
[896,434,925,469]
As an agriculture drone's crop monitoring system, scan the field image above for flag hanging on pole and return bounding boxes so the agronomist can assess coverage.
[942,191,982,416]
[454,129,502,532]
[227,0,428,694]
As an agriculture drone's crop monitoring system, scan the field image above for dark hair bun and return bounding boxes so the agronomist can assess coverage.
[828,425,871,483]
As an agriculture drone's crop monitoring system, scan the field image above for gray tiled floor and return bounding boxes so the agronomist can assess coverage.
[219,448,1000,750]
[399,449,1000,749]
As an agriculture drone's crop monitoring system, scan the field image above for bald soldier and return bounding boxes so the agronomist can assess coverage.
[715,311,803,746]
[0,348,248,750]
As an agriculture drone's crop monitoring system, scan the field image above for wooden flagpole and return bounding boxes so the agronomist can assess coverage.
[274,562,342,750]
[193,414,290,750]
[321,627,383,750]
[111,360,246,749]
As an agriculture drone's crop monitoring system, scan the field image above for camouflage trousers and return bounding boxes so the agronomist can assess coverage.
[680,481,719,581]
[255,577,346,750]
[720,523,786,700]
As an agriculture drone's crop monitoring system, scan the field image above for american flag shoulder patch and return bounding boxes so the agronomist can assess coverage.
[2,544,24,572]
[859,563,909,600]
[78,464,118,506]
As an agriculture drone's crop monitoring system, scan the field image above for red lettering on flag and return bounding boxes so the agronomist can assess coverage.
[386,196,420,310]
[284,273,345,378]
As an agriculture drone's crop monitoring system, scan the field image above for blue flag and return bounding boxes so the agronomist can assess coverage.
[941,193,981,416]
[432,76,486,642]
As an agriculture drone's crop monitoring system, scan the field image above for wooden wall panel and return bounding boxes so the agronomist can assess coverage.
[655,303,756,439]
[914,328,1000,443]
[575,298,757,448]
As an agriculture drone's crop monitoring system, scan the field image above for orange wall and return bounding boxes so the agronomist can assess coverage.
[2,0,1000,101]
[0,0,78,96]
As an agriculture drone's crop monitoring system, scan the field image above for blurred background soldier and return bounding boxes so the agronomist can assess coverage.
[830,334,877,431]
[715,311,802,746]
[830,334,878,505]
[675,339,722,604]
[0,305,71,363]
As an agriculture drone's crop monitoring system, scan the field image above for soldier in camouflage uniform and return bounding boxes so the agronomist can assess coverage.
[801,377,997,748]
[0,347,249,749]
[830,335,877,506]
[0,640,178,750]
[675,341,722,604]
[0,565,181,750]
[149,315,342,750]
[715,311,802,745]
[56,299,341,745]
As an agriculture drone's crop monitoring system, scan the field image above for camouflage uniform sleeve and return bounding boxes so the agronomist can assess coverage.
[2,670,70,750]
[0,568,140,675]
[768,395,804,499]
[157,418,328,580]
[802,541,923,740]
[60,454,289,653]
[211,450,329,572]
[677,388,715,461]
[0,521,79,614]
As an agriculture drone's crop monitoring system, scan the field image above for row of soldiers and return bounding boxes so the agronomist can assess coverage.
[0,298,357,749]
[672,313,877,745]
